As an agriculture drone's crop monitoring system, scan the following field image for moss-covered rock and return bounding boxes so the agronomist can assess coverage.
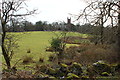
[92,60,111,75]
[60,63,68,68]
[59,63,69,74]
[87,66,96,78]
[81,76,89,80]
[55,69,65,78]
[47,67,65,78]
[110,63,120,76]
[67,73,80,78]
[47,68,56,75]
[101,72,110,76]
[115,63,120,71]
[35,73,49,78]
[69,62,83,76]
[39,65,48,73]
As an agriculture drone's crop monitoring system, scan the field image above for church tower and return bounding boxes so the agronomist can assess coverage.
[66,17,72,31]
[67,17,71,24]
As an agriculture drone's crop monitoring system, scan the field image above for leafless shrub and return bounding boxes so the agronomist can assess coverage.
[63,44,118,65]
[27,49,31,53]
[22,56,34,64]
[38,58,44,63]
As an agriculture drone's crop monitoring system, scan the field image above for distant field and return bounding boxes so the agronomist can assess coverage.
[2,31,90,67]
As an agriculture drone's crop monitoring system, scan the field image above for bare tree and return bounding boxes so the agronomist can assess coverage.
[116,1,120,59]
[76,0,120,58]
[0,0,37,69]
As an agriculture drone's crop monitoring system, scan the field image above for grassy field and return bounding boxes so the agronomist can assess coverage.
[2,31,89,68]
[2,31,120,79]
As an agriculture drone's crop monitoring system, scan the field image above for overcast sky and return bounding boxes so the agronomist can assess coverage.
[26,0,87,24]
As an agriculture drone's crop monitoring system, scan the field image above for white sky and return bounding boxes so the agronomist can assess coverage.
[26,0,87,24]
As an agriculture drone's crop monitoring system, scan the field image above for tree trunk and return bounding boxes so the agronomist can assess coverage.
[116,1,120,60]
[1,23,11,69]
[100,17,104,44]
[1,43,11,69]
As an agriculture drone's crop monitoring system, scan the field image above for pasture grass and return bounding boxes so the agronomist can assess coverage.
[2,31,90,68]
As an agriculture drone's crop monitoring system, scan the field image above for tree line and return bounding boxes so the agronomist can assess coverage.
[5,20,73,32]
[5,19,117,45]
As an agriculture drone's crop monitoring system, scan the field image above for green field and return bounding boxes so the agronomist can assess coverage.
[2,31,89,67]
[2,31,120,79]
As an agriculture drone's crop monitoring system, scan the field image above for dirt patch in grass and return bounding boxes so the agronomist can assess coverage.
[61,36,90,44]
